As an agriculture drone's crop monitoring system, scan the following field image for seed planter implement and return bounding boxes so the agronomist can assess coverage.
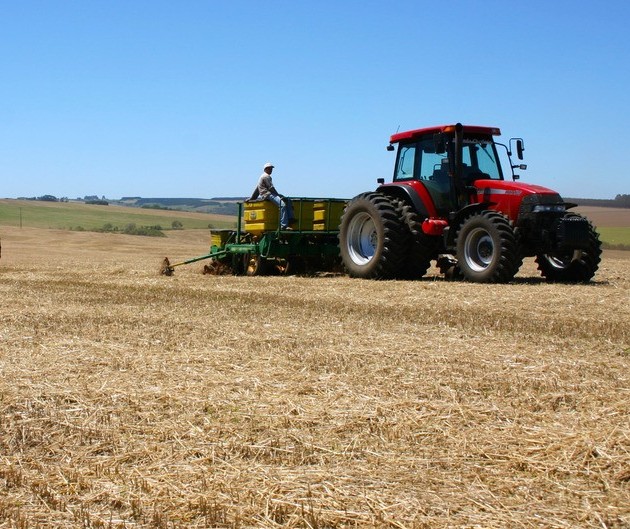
[161,198,348,276]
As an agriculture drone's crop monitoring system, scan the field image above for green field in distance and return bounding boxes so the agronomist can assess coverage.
[598,227,630,247]
[0,200,236,231]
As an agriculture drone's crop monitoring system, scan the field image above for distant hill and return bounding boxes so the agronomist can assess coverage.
[116,195,630,211]
[0,198,236,231]
[116,197,244,215]
[565,195,630,208]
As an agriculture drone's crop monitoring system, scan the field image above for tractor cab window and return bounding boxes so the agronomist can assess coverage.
[394,139,451,183]
[394,144,416,181]
[418,140,448,181]
[417,138,453,213]
[462,139,502,180]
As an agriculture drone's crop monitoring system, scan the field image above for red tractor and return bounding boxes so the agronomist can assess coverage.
[338,123,601,283]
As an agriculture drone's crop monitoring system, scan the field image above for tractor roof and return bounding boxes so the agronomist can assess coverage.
[390,124,501,144]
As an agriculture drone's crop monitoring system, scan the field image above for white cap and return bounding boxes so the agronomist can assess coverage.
[263,162,274,169]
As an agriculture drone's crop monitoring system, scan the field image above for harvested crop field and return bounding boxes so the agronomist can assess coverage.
[1,226,629,528]
[574,206,630,228]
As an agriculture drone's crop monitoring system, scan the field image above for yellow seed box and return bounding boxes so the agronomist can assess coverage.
[313,200,347,230]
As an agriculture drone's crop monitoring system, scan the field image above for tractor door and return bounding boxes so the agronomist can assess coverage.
[393,138,456,215]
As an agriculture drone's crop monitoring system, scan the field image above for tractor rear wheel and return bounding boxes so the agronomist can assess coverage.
[338,192,408,279]
[455,210,522,283]
[535,213,601,282]
[393,198,437,279]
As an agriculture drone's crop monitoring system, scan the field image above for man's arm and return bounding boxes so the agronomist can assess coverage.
[268,185,282,198]
[249,187,260,201]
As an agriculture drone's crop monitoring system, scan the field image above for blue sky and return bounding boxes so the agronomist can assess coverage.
[1,0,628,200]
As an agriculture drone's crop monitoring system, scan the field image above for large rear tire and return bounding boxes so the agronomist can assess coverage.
[455,210,522,283]
[535,213,601,282]
[393,198,437,279]
[338,192,408,279]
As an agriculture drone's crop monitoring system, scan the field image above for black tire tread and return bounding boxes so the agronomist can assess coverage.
[535,213,602,282]
[339,192,408,279]
[455,210,522,283]
[392,198,438,279]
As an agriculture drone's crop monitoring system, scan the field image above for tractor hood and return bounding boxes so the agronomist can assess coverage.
[473,179,564,221]
[474,179,560,199]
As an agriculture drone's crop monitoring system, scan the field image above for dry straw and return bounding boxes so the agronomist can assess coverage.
[0,227,628,528]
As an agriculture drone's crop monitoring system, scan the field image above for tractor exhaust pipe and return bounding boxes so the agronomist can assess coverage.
[454,122,463,180]
[451,122,466,209]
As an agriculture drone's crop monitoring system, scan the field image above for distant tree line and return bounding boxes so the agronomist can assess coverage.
[19,195,69,202]
[71,222,167,237]
[127,197,239,215]
[13,194,239,216]
[566,194,630,208]
[18,195,108,204]
[18,193,629,210]
[133,197,209,207]
[141,203,172,210]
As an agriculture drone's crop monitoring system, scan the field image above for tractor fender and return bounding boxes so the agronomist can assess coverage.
[376,184,431,219]
[444,202,494,247]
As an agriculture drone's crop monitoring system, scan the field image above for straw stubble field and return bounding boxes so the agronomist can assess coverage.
[1,226,629,528]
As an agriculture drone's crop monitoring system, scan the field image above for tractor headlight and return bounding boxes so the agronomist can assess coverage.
[532,204,566,213]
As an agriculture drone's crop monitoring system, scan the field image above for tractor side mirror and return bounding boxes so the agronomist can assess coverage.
[434,133,446,154]
[509,138,525,160]
[386,144,395,151]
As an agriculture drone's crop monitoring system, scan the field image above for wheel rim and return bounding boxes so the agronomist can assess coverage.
[346,212,377,265]
[543,249,581,270]
[463,227,494,272]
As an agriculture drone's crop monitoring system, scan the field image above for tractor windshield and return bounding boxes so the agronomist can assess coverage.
[462,138,503,180]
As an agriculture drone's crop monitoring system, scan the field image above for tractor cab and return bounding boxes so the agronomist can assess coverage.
[388,124,510,216]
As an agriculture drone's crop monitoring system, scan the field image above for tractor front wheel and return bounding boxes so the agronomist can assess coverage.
[455,210,521,283]
[338,192,407,279]
[535,213,601,282]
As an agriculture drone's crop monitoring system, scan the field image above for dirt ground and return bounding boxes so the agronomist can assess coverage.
[574,206,630,228]
[1,227,629,528]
